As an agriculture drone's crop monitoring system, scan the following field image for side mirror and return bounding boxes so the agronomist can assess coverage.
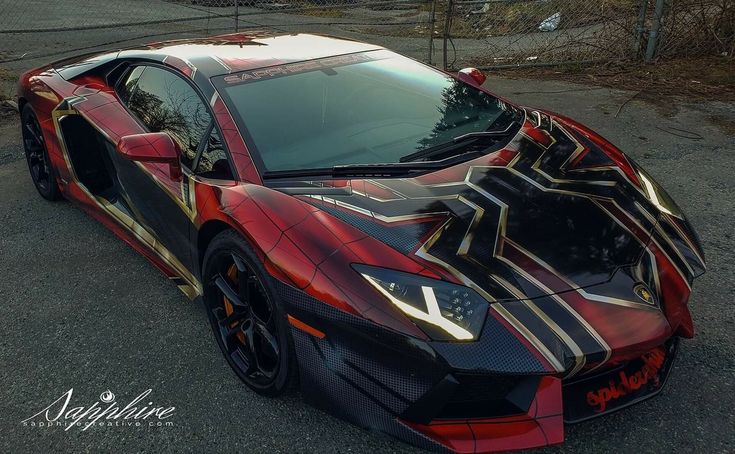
[117,132,182,180]
[457,67,487,87]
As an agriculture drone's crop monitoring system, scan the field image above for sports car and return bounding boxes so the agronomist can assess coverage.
[17,32,705,452]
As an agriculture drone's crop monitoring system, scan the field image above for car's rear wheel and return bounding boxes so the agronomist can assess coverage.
[202,230,297,396]
[21,104,60,201]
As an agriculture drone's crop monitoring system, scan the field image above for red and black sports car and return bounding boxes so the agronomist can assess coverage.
[18,32,705,452]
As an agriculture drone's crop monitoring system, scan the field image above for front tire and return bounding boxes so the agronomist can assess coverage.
[21,104,60,201]
[201,230,298,396]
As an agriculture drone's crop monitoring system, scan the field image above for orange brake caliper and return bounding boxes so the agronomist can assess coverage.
[223,264,246,344]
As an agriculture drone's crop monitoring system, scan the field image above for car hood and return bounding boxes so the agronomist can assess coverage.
[271,110,704,302]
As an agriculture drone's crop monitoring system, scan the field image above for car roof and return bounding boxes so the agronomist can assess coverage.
[118,32,384,78]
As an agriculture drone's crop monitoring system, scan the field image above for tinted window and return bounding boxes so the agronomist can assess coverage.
[216,50,521,172]
[126,66,211,168]
[195,127,233,180]
[117,66,144,105]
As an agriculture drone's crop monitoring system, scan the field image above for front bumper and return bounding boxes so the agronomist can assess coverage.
[562,337,678,423]
[276,281,681,453]
[402,339,677,453]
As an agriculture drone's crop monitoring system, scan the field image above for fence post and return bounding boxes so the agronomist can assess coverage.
[634,0,648,57]
[645,0,665,63]
[427,0,438,65]
[234,1,239,32]
[442,0,454,70]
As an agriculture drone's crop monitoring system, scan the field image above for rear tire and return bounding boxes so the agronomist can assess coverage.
[201,230,298,397]
[21,104,60,201]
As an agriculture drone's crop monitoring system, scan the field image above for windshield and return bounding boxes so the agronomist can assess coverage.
[215,50,522,173]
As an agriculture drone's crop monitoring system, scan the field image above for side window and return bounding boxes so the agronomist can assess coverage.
[195,126,233,180]
[117,66,145,105]
[125,66,211,169]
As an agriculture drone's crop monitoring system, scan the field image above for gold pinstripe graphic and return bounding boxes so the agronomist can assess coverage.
[492,304,566,373]
[51,100,202,299]
[300,117,687,375]
[663,214,705,266]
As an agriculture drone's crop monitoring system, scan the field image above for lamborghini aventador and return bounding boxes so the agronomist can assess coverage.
[17,32,705,452]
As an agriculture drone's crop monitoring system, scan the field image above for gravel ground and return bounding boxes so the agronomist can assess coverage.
[0,77,733,453]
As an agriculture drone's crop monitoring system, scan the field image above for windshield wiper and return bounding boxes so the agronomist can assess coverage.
[262,152,485,180]
[399,123,518,163]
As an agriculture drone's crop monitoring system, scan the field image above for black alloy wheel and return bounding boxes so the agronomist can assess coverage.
[21,104,60,200]
[202,230,297,396]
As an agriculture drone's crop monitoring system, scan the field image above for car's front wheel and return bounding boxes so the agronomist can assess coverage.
[21,104,60,201]
[201,230,297,396]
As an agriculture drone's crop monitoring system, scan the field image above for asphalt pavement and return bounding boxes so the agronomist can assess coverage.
[0,77,733,453]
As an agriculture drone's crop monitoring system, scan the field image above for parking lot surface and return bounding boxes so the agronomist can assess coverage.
[0,77,733,453]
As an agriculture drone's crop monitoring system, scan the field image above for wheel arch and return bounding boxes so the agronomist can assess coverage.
[197,219,236,274]
[196,204,295,290]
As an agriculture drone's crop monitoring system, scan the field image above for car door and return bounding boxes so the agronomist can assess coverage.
[113,64,213,273]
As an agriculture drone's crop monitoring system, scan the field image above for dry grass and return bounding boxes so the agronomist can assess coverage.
[0,68,17,102]
[497,56,735,132]
[0,68,14,81]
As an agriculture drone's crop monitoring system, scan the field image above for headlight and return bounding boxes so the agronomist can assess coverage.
[635,164,684,219]
[354,264,488,341]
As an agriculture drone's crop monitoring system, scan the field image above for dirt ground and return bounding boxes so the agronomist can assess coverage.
[498,57,735,131]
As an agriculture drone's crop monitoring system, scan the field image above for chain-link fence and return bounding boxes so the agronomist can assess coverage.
[436,0,646,68]
[0,0,732,98]
[436,0,733,68]
[656,0,735,58]
[0,0,437,97]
